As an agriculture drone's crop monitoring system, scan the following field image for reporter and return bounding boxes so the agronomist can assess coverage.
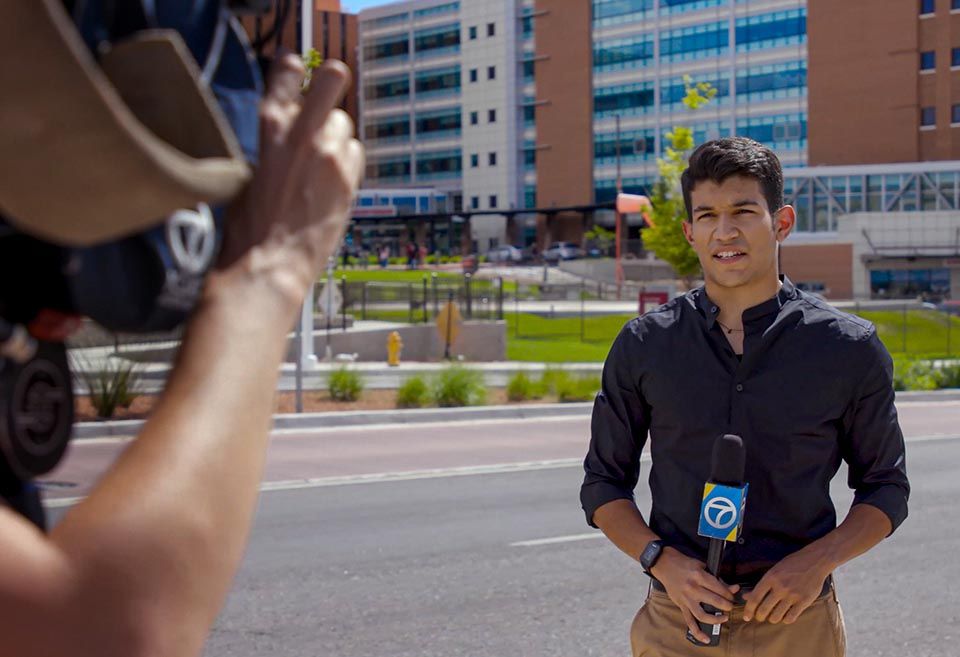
[0,44,363,657]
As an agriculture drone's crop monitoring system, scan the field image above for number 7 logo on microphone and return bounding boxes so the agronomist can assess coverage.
[698,483,749,542]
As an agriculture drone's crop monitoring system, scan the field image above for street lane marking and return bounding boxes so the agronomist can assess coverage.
[511,533,605,547]
[42,457,590,509]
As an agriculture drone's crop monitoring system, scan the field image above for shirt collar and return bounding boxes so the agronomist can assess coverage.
[695,275,798,329]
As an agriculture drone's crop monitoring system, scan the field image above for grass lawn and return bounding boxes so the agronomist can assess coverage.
[332,269,462,284]
[857,310,960,356]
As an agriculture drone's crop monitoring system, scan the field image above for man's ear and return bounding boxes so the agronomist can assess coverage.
[681,219,694,244]
[773,205,796,242]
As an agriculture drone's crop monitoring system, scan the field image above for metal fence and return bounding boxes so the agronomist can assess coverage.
[338,274,504,325]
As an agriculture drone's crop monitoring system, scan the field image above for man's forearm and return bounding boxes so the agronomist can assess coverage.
[593,499,659,562]
[49,269,301,657]
[794,503,893,575]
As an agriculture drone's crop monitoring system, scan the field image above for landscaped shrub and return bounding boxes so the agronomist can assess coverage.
[937,362,960,388]
[506,371,544,401]
[329,367,364,402]
[72,354,143,419]
[396,375,430,408]
[432,366,486,407]
[556,375,601,403]
[540,367,572,396]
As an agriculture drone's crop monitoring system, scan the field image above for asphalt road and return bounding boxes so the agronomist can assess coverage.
[44,402,960,657]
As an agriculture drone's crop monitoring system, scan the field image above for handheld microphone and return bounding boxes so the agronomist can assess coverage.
[686,434,748,647]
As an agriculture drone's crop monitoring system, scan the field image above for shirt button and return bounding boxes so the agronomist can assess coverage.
[736,384,744,392]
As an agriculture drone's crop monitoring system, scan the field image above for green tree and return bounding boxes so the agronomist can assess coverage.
[584,224,615,256]
[302,48,323,89]
[643,76,717,285]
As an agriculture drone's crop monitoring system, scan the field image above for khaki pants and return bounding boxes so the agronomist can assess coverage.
[630,584,846,657]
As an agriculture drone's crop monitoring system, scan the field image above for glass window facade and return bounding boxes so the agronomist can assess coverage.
[921,50,936,71]
[594,81,656,117]
[367,156,411,182]
[661,21,729,63]
[592,0,653,27]
[414,23,460,56]
[953,48,960,67]
[660,0,726,16]
[954,0,960,9]
[920,0,936,14]
[735,9,806,52]
[414,2,459,18]
[594,129,657,162]
[364,33,409,62]
[524,185,536,209]
[953,104,960,124]
[736,113,807,149]
[365,114,410,142]
[365,13,408,29]
[522,59,535,81]
[660,74,729,109]
[365,73,410,101]
[921,107,936,126]
[415,107,461,139]
[595,176,653,203]
[736,61,807,101]
[871,269,949,297]
[414,65,461,97]
[416,149,462,180]
[594,35,654,71]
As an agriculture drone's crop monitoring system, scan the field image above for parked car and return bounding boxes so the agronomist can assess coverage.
[486,245,525,264]
[543,241,584,263]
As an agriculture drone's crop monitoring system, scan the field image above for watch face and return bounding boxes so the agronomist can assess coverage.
[641,541,661,570]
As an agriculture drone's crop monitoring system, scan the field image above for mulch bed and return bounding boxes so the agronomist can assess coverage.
[75,388,564,422]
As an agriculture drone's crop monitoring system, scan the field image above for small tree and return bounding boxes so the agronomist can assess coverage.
[584,225,615,256]
[643,76,717,286]
[302,48,323,89]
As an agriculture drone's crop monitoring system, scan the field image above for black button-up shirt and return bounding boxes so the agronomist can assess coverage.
[580,277,910,581]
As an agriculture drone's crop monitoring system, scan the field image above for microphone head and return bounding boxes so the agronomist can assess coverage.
[710,434,745,486]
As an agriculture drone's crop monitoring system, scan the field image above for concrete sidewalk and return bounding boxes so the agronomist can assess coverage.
[72,389,960,439]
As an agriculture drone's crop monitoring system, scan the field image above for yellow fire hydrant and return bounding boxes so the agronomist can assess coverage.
[387,331,403,367]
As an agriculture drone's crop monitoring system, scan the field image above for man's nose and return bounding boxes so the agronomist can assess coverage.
[715,213,739,240]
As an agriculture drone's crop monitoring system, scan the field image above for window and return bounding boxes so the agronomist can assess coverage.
[954,0,960,10]
[921,106,936,127]
[952,48,960,67]
[471,196,479,209]
[921,0,935,14]
[470,111,478,125]
[953,105,960,124]
[415,108,461,138]
[469,26,477,39]
[662,21,729,62]
[469,68,478,82]
[470,153,479,167]
[488,109,497,122]
[735,9,806,53]
[488,152,497,166]
[415,65,461,96]
[487,22,496,37]
[487,65,496,80]
[414,24,460,56]
[489,194,498,208]
[921,51,936,72]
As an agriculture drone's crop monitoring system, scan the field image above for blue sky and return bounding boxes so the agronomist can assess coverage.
[342,0,396,12]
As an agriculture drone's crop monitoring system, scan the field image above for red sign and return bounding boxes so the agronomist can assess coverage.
[639,292,669,315]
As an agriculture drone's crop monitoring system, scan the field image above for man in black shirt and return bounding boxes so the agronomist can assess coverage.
[580,137,909,656]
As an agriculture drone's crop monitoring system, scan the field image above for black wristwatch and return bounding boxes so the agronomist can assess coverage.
[639,539,664,575]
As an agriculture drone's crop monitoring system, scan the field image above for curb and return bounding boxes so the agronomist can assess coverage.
[71,389,960,440]
[72,402,594,439]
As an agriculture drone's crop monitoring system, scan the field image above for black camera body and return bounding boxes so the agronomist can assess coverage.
[0,0,273,517]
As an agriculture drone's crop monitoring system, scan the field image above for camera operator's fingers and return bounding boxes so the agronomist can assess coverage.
[289,60,351,146]
[260,53,306,144]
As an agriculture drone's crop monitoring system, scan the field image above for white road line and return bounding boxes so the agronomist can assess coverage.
[42,457,587,509]
[511,533,605,547]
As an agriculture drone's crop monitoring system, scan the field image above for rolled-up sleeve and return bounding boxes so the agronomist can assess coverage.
[580,323,651,527]
[842,331,910,535]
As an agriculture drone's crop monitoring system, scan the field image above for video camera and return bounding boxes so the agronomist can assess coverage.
[0,0,285,510]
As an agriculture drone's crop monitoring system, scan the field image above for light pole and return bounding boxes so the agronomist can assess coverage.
[614,114,624,299]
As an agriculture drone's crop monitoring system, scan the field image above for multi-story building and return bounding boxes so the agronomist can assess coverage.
[353,0,960,300]
[241,0,359,125]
